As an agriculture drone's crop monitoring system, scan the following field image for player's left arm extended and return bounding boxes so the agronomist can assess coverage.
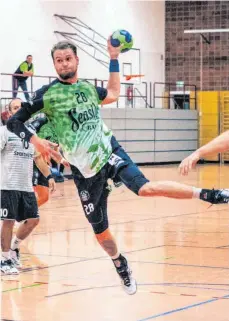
[7,99,44,143]
[7,100,59,161]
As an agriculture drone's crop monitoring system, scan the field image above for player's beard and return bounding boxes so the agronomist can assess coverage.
[59,70,76,80]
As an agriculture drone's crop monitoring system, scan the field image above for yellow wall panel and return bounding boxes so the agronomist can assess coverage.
[162,91,169,109]
[219,91,229,160]
[198,91,219,161]
[190,91,196,110]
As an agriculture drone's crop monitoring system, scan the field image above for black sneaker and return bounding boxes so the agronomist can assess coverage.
[114,181,123,188]
[200,189,229,204]
[1,259,19,275]
[113,254,137,295]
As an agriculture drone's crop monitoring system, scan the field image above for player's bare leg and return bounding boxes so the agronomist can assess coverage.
[138,181,193,198]
[96,228,137,295]
[10,218,39,268]
[138,181,229,204]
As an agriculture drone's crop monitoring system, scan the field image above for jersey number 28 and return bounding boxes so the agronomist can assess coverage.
[75,92,88,104]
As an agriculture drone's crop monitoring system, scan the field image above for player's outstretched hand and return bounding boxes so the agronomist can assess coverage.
[48,178,56,193]
[107,37,123,59]
[179,152,200,176]
[61,157,70,167]
[30,136,60,164]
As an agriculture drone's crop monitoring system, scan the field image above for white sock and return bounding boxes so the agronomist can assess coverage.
[2,251,10,260]
[111,252,120,260]
[11,236,22,250]
[192,187,202,199]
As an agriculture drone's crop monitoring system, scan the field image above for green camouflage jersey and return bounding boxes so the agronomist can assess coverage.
[27,114,59,144]
[27,79,112,178]
[37,119,58,144]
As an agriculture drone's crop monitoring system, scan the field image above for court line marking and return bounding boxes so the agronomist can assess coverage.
[137,282,229,292]
[137,293,229,321]
[1,319,21,321]
[2,282,42,293]
[33,207,226,236]
[45,284,229,300]
[19,245,166,273]
[128,259,229,270]
[20,252,87,258]
[19,242,229,274]
[166,244,229,250]
[216,245,229,248]
[45,285,118,298]
[139,290,229,300]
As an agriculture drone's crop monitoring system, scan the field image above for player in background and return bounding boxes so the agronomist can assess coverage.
[1,100,56,274]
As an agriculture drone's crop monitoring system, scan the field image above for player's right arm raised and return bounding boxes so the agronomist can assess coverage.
[100,38,122,105]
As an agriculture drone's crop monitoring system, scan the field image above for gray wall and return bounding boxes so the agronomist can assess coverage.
[101,108,198,163]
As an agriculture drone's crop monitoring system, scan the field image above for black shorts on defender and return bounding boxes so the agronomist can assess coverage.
[1,190,39,222]
[71,136,149,234]
[33,163,49,187]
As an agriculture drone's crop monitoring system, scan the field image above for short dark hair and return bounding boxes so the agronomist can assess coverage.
[27,55,32,58]
[9,98,22,111]
[51,41,77,59]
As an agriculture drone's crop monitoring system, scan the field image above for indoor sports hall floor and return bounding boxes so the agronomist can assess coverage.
[1,164,229,321]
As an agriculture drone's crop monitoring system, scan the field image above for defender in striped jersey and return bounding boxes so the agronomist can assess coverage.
[0,99,55,274]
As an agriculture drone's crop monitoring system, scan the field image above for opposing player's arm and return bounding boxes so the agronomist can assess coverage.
[7,99,44,142]
[34,152,56,192]
[7,85,48,141]
[179,130,229,176]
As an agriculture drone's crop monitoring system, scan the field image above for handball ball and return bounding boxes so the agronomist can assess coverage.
[111,30,133,53]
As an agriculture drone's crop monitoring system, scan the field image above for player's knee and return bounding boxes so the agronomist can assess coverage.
[26,217,40,228]
[139,181,172,197]
[86,211,108,234]
[138,181,164,197]
[34,218,40,226]
[138,182,153,196]
[86,210,108,234]
[92,221,109,235]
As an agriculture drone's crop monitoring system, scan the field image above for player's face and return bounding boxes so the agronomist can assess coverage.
[53,48,79,81]
[9,99,22,116]
[27,56,32,64]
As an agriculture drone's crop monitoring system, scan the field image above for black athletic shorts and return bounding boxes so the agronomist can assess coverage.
[1,190,39,222]
[71,136,149,234]
[33,163,49,187]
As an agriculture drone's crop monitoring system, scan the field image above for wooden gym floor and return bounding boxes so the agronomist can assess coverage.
[1,164,229,321]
